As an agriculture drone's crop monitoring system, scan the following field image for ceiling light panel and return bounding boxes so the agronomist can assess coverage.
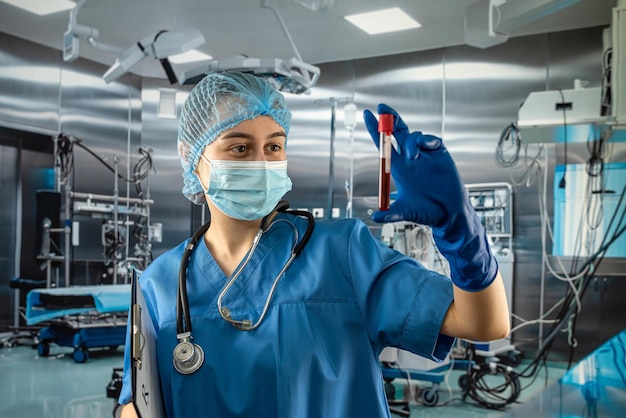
[344,7,421,35]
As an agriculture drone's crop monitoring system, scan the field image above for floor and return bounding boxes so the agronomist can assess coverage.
[389,359,567,418]
[0,336,567,418]
[0,337,122,418]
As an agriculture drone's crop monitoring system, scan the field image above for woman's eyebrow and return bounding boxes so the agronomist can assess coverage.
[219,131,253,141]
[268,131,287,139]
[219,130,286,140]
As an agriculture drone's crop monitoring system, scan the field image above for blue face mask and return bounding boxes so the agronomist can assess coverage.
[199,157,292,220]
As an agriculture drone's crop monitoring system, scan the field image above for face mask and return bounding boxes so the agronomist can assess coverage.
[199,157,292,220]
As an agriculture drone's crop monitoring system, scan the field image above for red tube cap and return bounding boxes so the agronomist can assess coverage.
[378,114,394,134]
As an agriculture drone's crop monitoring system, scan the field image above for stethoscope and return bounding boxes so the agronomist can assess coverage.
[173,200,315,375]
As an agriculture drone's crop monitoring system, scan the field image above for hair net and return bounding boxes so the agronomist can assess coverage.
[177,72,292,205]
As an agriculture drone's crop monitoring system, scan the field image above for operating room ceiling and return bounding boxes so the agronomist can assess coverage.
[0,0,616,81]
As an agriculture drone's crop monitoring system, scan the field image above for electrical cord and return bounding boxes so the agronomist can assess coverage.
[73,140,147,185]
[558,89,568,189]
[502,146,623,382]
[103,227,124,265]
[538,153,583,313]
[495,123,522,168]
[494,121,545,188]
[58,133,154,185]
[516,177,626,380]
[55,133,76,183]
[519,352,548,393]
[460,346,521,410]
[527,227,624,377]
[601,47,612,116]
[557,182,625,327]
[55,133,156,275]
[133,146,155,198]
[519,202,626,379]
[509,144,544,188]
[407,224,430,260]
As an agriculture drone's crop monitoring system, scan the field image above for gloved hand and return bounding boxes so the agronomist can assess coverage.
[363,103,498,292]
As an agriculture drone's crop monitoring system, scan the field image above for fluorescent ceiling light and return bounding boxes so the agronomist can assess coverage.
[344,7,421,35]
[1,0,75,15]
[168,49,212,64]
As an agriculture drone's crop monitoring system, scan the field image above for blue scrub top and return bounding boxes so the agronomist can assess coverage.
[119,214,454,417]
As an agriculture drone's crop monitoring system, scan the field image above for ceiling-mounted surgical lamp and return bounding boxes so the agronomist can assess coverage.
[102,28,205,84]
[62,0,205,84]
[464,0,583,48]
[63,0,124,62]
[178,55,320,95]
[178,0,320,94]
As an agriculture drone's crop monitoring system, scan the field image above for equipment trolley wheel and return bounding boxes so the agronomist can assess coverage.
[37,342,50,357]
[0,340,14,349]
[73,347,89,363]
[384,380,396,399]
[420,386,439,407]
[507,350,522,367]
[458,373,470,391]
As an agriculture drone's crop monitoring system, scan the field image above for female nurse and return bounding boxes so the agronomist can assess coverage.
[118,71,509,418]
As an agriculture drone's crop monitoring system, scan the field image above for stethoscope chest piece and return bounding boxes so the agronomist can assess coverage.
[173,200,314,375]
[173,340,205,375]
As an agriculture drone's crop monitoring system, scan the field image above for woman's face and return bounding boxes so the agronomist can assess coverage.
[196,115,287,180]
[206,116,286,160]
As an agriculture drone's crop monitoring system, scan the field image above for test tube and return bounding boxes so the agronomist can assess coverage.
[378,114,394,211]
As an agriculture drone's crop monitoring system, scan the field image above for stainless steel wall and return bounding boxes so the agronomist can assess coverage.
[0,31,142,296]
[1,25,621,360]
[139,79,195,250]
[0,140,19,327]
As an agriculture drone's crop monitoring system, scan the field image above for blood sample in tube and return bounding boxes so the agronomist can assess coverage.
[378,114,394,211]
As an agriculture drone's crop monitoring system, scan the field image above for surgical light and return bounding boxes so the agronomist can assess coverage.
[179,56,319,95]
[168,50,213,65]
[102,28,206,84]
[61,0,206,83]
[179,0,320,94]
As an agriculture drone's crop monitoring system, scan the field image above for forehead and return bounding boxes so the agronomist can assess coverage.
[217,116,284,138]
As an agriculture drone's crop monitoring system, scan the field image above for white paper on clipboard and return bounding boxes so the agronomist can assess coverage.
[131,273,165,418]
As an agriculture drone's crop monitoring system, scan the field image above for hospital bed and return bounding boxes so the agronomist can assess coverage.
[25,284,131,363]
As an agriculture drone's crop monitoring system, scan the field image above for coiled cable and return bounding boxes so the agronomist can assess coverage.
[460,347,521,410]
[495,123,522,168]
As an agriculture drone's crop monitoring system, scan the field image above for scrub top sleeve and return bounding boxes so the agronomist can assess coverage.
[402,274,455,361]
[346,221,454,361]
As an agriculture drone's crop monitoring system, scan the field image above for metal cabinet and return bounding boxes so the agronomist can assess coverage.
[466,183,516,356]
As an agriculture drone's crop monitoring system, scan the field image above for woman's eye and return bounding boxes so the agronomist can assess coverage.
[268,144,282,152]
[232,145,248,153]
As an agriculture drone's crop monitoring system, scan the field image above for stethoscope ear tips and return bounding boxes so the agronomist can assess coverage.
[173,340,205,375]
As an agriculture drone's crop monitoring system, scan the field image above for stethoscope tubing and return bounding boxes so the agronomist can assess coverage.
[176,201,314,339]
[176,222,210,337]
[217,218,300,330]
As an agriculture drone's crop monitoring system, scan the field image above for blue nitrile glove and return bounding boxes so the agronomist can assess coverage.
[363,103,498,292]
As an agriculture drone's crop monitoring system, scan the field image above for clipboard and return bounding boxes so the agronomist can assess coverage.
[130,271,165,418]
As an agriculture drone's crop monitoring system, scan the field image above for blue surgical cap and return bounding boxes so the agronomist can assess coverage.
[177,72,292,205]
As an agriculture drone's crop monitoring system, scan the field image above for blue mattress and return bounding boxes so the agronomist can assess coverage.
[26,284,131,325]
